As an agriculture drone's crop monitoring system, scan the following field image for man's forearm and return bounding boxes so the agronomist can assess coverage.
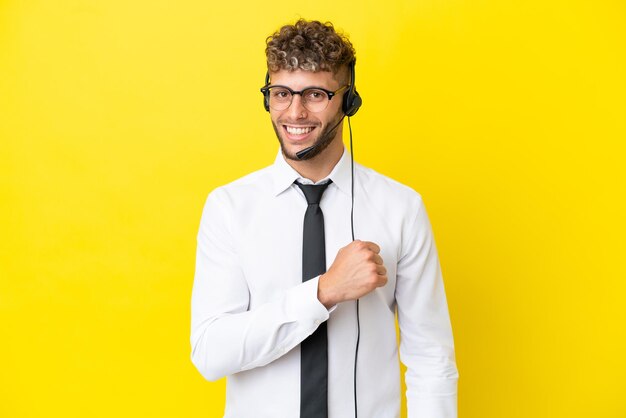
[190,277,329,381]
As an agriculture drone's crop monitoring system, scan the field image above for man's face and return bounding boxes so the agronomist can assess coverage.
[268,69,345,161]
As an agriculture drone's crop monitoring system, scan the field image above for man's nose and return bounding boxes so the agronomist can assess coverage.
[287,94,308,119]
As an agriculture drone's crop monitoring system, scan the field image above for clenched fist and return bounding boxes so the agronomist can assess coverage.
[317,240,387,309]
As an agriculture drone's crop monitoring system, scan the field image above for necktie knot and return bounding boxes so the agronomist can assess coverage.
[296,181,332,205]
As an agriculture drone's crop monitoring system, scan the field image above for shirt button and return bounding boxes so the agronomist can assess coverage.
[314,319,321,326]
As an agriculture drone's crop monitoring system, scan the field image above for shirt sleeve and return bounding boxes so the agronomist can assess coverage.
[395,195,459,418]
[190,189,330,381]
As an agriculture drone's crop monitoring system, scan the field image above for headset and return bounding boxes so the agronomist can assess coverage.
[261,60,362,117]
[261,60,363,418]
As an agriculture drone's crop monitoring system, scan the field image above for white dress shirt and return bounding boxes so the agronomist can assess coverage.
[191,148,458,418]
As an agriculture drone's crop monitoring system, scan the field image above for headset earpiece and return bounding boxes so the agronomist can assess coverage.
[342,60,362,117]
[262,72,271,112]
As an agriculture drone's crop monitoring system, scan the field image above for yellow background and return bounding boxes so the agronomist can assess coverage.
[1,0,625,417]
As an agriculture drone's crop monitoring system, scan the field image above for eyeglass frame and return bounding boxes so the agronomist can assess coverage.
[260,84,350,112]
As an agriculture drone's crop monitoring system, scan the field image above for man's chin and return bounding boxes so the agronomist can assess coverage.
[278,134,319,161]
[280,143,310,161]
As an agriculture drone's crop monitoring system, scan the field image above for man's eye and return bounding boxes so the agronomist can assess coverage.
[271,89,291,100]
[304,90,327,102]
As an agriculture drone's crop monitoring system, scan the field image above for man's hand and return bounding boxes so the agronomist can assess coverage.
[317,240,387,309]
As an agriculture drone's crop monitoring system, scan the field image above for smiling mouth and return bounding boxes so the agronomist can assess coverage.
[282,125,317,141]
[284,125,315,135]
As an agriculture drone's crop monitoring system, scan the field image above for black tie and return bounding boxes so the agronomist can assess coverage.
[296,180,331,418]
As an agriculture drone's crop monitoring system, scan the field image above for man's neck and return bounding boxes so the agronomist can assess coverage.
[285,139,344,183]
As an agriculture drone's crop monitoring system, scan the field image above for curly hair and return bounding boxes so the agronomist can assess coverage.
[265,19,356,73]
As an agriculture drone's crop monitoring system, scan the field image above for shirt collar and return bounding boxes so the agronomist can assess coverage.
[271,147,352,197]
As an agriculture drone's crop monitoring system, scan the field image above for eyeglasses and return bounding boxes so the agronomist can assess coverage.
[260,84,349,113]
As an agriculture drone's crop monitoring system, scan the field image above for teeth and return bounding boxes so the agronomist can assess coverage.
[286,126,313,135]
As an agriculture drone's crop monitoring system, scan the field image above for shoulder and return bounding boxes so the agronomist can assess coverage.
[205,165,274,208]
[354,163,424,212]
[199,165,274,232]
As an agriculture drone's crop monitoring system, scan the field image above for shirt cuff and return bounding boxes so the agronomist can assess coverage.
[312,274,337,313]
[284,276,331,325]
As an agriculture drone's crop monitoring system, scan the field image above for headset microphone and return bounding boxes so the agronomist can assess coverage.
[295,145,316,160]
[295,115,346,160]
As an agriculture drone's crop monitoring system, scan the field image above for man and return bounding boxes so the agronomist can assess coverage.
[191,19,458,418]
